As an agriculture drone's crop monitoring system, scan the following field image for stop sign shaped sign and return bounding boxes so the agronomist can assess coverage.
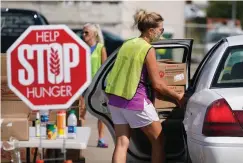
[7,25,91,110]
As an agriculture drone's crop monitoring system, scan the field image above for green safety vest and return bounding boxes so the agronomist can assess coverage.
[105,38,152,100]
[91,43,104,78]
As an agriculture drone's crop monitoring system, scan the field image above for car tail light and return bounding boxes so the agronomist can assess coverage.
[234,111,243,127]
[202,99,243,137]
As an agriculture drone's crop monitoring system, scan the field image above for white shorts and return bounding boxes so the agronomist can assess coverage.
[108,100,159,128]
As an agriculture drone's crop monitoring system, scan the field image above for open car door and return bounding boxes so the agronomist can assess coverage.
[85,39,193,163]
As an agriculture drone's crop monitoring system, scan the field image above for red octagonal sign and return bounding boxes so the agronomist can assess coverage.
[7,25,91,110]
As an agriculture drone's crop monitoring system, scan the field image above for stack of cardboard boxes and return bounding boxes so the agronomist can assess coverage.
[1,55,30,141]
[153,59,186,110]
[1,54,37,162]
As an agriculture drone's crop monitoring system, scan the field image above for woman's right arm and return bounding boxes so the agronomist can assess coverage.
[145,48,184,106]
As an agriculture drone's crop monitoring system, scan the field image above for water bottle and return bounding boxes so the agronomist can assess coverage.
[35,112,41,137]
[40,110,49,125]
[67,110,77,139]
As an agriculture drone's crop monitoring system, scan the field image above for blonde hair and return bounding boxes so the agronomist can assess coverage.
[83,23,104,44]
[133,9,164,33]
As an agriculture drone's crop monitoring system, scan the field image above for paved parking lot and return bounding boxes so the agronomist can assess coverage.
[83,112,114,163]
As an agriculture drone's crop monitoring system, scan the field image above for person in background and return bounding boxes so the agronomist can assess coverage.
[80,23,108,148]
[105,9,184,163]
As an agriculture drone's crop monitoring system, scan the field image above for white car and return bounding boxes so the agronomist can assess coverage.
[85,35,243,163]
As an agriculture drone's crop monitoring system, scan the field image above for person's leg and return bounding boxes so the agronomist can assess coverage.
[98,119,105,139]
[141,121,165,163]
[108,105,130,163]
[79,96,86,126]
[124,100,164,163]
[112,124,131,163]
[97,119,108,148]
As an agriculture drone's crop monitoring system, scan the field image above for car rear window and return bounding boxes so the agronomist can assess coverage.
[212,46,243,88]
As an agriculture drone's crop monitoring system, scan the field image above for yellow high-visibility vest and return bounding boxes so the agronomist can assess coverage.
[105,38,152,99]
[91,43,104,78]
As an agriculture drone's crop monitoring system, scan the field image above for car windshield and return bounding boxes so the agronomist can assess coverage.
[1,12,36,37]
[212,46,243,88]
[1,11,45,53]
[102,30,120,40]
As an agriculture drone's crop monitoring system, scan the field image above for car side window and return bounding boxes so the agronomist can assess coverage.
[220,50,243,80]
[189,40,224,91]
[155,48,184,62]
[212,46,243,88]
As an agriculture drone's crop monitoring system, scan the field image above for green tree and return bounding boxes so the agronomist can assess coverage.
[207,1,243,24]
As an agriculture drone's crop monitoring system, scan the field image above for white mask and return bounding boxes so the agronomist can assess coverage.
[152,29,161,42]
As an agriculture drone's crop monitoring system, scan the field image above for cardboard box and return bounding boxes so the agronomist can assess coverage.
[28,110,37,122]
[1,101,30,141]
[1,118,29,141]
[157,60,187,86]
[154,86,185,109]
[1,55,20,101]
[49,110,57,122]
[1,82,21,101]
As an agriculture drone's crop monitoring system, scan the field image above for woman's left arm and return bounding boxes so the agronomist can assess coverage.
[101,47,107,64]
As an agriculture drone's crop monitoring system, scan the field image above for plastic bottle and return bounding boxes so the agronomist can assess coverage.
[67,110,77,139]
[57,110,66,138]
[35,112,41,137]
[40,110,49,125]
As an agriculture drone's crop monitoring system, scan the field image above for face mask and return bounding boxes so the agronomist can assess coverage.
[152,29,161,42]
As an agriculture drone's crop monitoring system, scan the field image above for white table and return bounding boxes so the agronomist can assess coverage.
[2,127,91,163]
[18,127,91,149]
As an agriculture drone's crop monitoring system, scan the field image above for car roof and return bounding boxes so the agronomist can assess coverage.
[226,35,243,47]
[1,8,41,14]
[1,8,49,25]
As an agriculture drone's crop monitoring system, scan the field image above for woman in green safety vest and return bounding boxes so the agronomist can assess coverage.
[80,23,108,148]
[105,9,184,163]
